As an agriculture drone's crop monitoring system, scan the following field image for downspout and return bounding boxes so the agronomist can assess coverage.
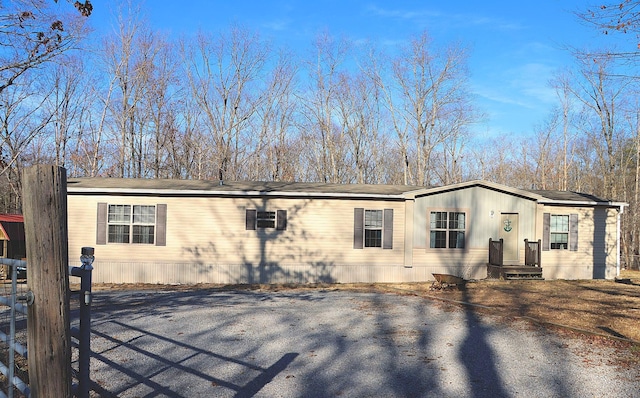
[617,204,625,278]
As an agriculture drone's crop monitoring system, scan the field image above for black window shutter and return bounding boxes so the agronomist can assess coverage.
[542,213,550,251]
[569,213,578,251]
[383,209,393,249]
[96,202,107,245]
[246,209,257,230]
[156,204,167,246]
[354,208,364,249]
[276,210,287,230]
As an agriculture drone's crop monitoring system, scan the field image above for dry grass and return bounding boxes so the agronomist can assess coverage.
[368,269,640,369]
[381,269,640,343]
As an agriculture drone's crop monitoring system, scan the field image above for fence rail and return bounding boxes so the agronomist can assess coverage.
[0,259,30,398]
[0,248,94,398]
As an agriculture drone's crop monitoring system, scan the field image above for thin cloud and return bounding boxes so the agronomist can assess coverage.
[365,4,441,20]
[474,85,534,108]
[366,4,525,31]
[262,19,291,32]
[511,63,558,104]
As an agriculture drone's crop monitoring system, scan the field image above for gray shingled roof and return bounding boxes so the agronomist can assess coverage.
[67,177,624,205]
[526,189,614,204]
[67,178,417,196]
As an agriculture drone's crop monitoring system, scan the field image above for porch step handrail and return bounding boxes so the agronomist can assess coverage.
[524,239,542,267]
[489,238,503,266]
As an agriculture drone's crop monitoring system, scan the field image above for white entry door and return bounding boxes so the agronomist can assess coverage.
[499,213,519,264]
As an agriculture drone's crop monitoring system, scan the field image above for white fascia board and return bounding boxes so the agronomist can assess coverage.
[66,187,408,200]
[404,180,546,201]
[538,199,628,207]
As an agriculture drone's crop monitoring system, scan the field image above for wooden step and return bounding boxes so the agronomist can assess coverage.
[487,264,543,280]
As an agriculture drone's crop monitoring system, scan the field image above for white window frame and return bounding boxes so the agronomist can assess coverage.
[364,209,383,248]
[429,210,466,250]
[107,204,156,244]
[550,214,569,250]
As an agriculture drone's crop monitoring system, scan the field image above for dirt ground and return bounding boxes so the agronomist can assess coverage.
[87,270,640,367]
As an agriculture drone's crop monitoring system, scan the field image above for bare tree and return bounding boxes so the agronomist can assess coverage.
[100,3,159,177]
[568,56,631,198]
[141,35,179,178]
[550,71,580,191]
[576,1,640,62]
[0,74,55,211]
[182,25,271,181]
[527,109,562,190]
[299,31,351,183]
[250,49,300,181]
[378,31,474,186]
[334,67,384,184]
[467,138,519,187]
[0,0,91,209]
[35,54,89,170]
[0,0,91,95]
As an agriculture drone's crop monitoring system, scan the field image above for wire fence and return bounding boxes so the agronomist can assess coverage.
[0,262,30,398]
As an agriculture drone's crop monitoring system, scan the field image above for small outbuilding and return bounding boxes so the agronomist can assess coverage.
[0,214,25,260]
[66,178,626,284]
[0,214,26,279]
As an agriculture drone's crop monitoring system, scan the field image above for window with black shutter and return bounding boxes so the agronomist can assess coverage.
[246,209,287,230]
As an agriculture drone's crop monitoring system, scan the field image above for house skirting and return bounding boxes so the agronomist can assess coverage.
[85,261,490,285]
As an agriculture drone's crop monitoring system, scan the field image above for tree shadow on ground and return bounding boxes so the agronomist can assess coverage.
[457,287,510,397]
[87,318,297,397]
[84,287,610,397]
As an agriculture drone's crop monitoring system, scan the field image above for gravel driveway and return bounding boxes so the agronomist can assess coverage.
[81,288,639,397]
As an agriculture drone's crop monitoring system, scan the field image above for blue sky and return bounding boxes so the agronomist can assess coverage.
[87,1,632,138]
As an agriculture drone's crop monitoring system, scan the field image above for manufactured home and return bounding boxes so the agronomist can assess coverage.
[66,179,626,284]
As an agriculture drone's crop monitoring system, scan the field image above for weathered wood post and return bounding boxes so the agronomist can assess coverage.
[22,165,71,397]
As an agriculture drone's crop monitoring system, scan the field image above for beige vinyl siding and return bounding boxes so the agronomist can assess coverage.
[413,186,538,249]
[67,194,408,284]
[540,206,618,279]
[411,248,490,280]
[66,182,623,283]
[85,262,430,284]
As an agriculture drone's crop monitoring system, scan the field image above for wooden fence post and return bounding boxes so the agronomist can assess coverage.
[23,165,71,397]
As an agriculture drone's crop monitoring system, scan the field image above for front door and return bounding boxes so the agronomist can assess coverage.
[499,213,519,264]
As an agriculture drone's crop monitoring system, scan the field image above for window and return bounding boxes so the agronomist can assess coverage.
[429,211,465,249]
[257,211,276,228]
[364,210,383,247]
[108,205,155,244]
[353,208,393,250]
[430,211,447,248]
[246,209,287,230]
[97,203,166,246]
[543,213,578,251]
[550,215,569,250]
